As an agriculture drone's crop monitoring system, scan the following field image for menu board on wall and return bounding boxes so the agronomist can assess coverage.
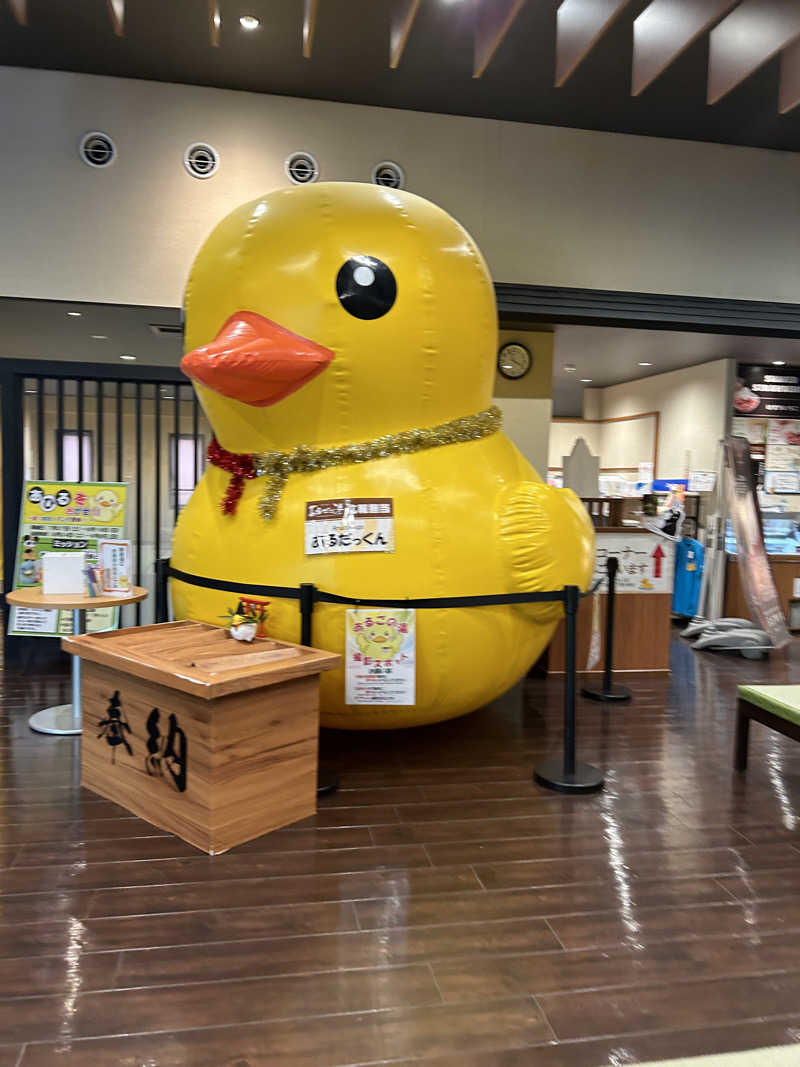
[766,420,800,471]
[734,366,800,419]
[733,368,800,494]
[764,471,800,494]
[731,417,767,446]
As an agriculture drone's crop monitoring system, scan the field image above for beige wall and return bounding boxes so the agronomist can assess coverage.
[549,420,606,468]
[492,329,553,477]
[2,67,800,309]
[575,358,733,479]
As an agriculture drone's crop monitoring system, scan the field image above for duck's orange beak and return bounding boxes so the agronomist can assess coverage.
[181,311,334,407]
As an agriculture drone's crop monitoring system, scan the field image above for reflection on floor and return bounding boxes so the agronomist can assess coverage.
[3,636,800,1064]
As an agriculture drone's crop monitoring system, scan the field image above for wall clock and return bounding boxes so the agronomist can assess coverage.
[497,342,532,380]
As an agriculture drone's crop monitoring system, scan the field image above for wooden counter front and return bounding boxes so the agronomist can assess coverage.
[64,621,339,854]
[724,555,800,625]
[547,593,671,673]
[548,526,672,674]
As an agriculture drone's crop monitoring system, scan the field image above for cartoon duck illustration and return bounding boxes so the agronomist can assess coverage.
[19,534,40,585]
[171,183,594,729]
[352,612,408,662]
[92,489,123,523]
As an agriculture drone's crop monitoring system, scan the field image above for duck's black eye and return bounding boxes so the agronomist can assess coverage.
[336,256,396,320]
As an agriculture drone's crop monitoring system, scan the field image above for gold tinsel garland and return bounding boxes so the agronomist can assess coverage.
[214,405,503,521]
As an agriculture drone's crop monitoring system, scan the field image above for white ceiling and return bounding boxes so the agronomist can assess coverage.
[0,298,183,368]
[552,324,800,417]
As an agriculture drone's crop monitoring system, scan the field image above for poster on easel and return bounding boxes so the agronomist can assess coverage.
[8,481,128,637]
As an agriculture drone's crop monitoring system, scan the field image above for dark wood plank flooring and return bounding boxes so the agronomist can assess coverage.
[4,634,800,1063]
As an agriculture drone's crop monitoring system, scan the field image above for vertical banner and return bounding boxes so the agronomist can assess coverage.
[724,437,790,649]
[345,608,416,705]
[9,481,128,637]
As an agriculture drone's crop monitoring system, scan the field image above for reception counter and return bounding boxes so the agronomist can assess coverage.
[548,527,673,674]
[724,554,800,625]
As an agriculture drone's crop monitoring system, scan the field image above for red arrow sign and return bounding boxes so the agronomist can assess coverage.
[651,543,665,579]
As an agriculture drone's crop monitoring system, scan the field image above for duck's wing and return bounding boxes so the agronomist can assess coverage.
[497,482,595,615]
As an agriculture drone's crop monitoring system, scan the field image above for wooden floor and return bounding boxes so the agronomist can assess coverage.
[4,634,800,1064]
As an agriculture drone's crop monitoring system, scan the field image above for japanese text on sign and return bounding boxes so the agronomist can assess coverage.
[9,481,128,637]
[345,608,415,706]
[305,498,395,556]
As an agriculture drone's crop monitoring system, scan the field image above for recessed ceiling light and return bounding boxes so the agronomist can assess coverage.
[90,334,108,340]
[638,361,653,367]
[563,364,576,373]
[239,14,260,30]
[67,311,82,317]
[580,378,593,383]
[772,360,786,366]
[119,353,136,361]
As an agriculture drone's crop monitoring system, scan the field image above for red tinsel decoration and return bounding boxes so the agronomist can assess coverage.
[207,438,256,516]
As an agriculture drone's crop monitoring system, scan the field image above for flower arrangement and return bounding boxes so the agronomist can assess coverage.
[220,599,270,642]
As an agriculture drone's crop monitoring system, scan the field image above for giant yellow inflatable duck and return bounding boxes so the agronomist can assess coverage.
[171,182,594,729]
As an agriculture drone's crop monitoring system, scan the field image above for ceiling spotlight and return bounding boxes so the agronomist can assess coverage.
[239,14,260,30]
[563,364,576,373]
[119,353,136,361]
[67,311,82,317]
[638,361,653,367]
[91,334,108,340]
[772,360,786,366]
[580,378,593,383]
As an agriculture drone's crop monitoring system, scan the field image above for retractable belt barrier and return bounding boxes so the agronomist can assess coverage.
[158,561,604,794]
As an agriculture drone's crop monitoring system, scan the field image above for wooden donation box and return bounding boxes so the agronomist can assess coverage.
[63,621,340,854]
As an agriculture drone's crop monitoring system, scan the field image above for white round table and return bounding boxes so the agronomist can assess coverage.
[6,587,149,735]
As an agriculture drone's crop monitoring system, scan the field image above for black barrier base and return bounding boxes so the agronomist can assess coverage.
[534,758,604,794]
[581,683,632,703]
[317,766,339,796]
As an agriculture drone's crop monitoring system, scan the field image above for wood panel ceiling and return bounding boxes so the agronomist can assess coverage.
[2,0,800,151]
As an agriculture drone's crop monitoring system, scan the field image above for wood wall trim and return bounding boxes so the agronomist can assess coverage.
[552,411,660,424]
[553,411,660,472]
[302,0,319,58]
[548,466,646,473]
[555,0,633,87]
[390,0,422,68]
[208,0,221,46]
[474,0,527,78]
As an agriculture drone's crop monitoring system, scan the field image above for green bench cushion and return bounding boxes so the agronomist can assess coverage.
[738,684,800,726]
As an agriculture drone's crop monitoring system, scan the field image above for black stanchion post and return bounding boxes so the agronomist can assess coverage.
[299,582,339,797]
[154,558,169,624]
[299,582,315,647]
[534,585,604,794]
[563,583,577,778]
[582,556,632,703]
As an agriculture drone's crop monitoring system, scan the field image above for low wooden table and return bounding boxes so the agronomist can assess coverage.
[735,684,800,771]
[63,620,340,853]
[6,586,149,735]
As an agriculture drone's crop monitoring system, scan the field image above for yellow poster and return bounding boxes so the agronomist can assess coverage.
[344,608,416,706]
[10,481,128,638]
